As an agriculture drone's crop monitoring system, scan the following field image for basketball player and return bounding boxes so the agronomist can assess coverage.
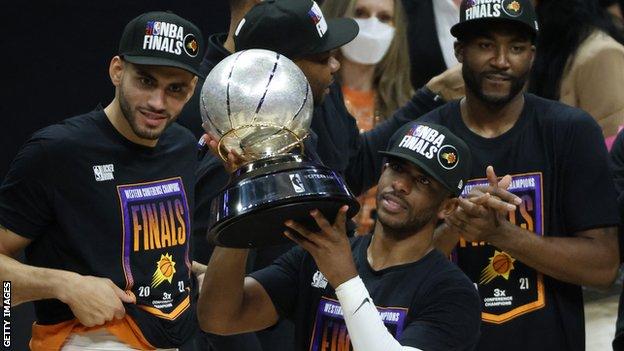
[0,12,205,350]
[197,122,482,350]
[188,2,463,349]
[418,0,620,350]
[182,0,466,264]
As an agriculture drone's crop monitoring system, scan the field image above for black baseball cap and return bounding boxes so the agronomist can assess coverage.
[451,0,538,38]
[119,11,205,77]
[234,0,359,59]
[379,122,472,196]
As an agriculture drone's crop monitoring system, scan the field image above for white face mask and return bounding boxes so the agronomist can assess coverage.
[341,17,396,65]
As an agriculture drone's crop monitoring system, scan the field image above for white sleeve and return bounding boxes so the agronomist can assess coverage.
[335,276,422,351]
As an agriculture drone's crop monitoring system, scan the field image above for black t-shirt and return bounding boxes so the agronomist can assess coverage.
[0,110,198,348]
[420,94,620,351]
[250,235,481,351]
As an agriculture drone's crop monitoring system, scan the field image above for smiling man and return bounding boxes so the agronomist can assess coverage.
[419,0,621,350]
[0,11,204,350]
[197,121,481,351]
[187,2,460,349]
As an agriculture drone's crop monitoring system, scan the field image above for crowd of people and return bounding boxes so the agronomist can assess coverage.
[2,0,624,350]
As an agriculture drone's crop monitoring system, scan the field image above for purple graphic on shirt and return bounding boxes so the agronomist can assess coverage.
[116,177,191,290]
[309,297,408,350]
[455,173,546,324]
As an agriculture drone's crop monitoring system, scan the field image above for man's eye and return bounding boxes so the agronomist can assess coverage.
[169,85,183,93]
[415,176,430,185]
[479,42,493,49]
[140,77,153,86]
[389,162,403,172]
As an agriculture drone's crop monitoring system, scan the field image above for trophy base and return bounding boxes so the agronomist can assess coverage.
[208,155,360,248]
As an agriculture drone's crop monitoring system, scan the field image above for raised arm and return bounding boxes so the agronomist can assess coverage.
[446,166,619,288]
[344,68,462,195]
[434,166,520,256]
[197,247,279,335]
[283,207,480,350]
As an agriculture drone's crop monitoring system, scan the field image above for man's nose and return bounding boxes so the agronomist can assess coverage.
[391,176,411,195]
[490,47,511,70]
[147,89,167,111]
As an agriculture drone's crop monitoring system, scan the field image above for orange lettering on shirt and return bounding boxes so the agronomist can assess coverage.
[131,206,142,252]
[159,202,172,247]
[175,199,186,245]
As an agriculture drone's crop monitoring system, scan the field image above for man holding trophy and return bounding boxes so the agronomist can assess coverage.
[189,0,462,267]
[191,1,468,349]
[195,20,481,346]
[197,117,482,350]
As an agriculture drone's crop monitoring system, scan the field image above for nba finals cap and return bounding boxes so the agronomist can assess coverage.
[450,0,539,38]
[119,11,205,77]
[379,122,472,196]
[234,0,359,59]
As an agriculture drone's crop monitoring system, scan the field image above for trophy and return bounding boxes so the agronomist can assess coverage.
[200,49,359,248]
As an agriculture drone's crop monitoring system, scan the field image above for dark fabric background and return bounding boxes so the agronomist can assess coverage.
[1,2,228,350]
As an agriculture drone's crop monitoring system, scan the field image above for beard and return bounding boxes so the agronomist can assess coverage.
[118,86,174,140]
[462,64,529,108]
[376,191,440,239]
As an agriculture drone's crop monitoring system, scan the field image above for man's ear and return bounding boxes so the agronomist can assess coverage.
[184,76,199,103]
[437,197,458,220]
[454,41,464,63]
[109,56,124,87]
[529,44,536,67]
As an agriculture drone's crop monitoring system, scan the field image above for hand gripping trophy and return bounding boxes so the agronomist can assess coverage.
[200,49,359,247]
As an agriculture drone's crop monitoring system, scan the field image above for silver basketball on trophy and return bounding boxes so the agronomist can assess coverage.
[200,49,359,248]
[201,49,313,161]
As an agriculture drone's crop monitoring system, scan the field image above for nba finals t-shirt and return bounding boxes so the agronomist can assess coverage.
[251,235,481,351]
[420,94,620,351]
[0,109,198,348]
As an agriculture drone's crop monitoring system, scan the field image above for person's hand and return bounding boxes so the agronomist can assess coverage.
[426,64,465,101]
[199,129,247,173]
[466,166,522,214]
[446,193,510,244]
[283,206,357,288]
[59,274,135,327]
[445,166,520,244]
[192,261,207,291]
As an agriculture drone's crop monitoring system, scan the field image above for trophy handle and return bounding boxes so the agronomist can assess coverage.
[216,124,306,162]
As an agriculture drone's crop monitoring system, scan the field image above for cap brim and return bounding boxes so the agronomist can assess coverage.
[312,17,359,54]
[123,55,205,78]
[451,18,537,38]
[379,150,458,195]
